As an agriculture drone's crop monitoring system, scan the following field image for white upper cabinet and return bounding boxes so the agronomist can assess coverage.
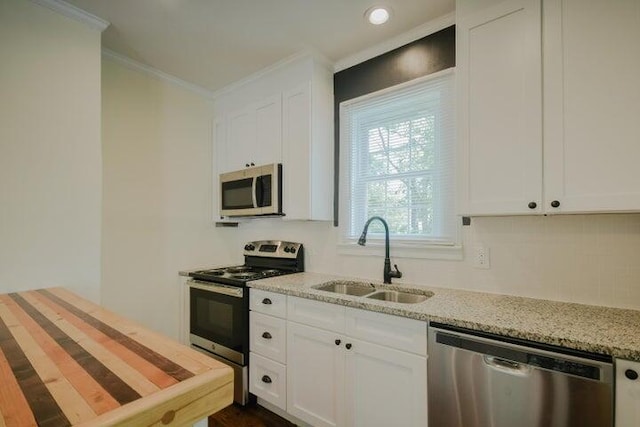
[282,70,334,221]
[218,94,282,173]
[224,107,256,171]
[458,0,640,216]
[254,94,282,167]
[457,0,543,215]
[213,54,333,220]
[543,0,640,214]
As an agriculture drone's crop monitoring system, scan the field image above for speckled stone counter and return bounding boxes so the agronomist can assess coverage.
[247,272,640,361]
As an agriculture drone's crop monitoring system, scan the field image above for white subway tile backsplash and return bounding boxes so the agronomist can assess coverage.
[234,213,640,311]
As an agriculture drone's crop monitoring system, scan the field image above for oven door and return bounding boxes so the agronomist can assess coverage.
[188,280,248,365]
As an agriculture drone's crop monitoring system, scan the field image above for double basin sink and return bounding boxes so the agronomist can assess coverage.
[312,281,433,304]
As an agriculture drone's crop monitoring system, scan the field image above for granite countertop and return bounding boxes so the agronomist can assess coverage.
[248,272,640,362]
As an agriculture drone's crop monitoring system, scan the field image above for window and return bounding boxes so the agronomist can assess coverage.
[339,70,458,256]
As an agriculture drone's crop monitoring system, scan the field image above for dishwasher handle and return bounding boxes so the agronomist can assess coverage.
[484,355,531,376]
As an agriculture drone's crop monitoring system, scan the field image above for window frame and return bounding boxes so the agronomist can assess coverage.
[337,68,462,260]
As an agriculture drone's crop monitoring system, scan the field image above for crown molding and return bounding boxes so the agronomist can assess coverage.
[211,48,332,100]
[102,49,215,100]
[29,0,109,32]
[334,12,455,72]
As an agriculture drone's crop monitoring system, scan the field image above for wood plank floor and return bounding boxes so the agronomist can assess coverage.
[209,403,297,427]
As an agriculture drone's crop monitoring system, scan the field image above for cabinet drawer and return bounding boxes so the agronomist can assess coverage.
[250,352,286,411]
[288,296,345,333]
[250,312,286,364]
[250,289,287,318]
[345,307,427,356]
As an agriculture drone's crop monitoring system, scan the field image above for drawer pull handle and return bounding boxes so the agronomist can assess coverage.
[625,369,639,380]
[262,375,272,384]
[346,343,352,350]
[262,298,272,305]
[335,339,341,346]
[550,200,560,208]
[262,332,272,339]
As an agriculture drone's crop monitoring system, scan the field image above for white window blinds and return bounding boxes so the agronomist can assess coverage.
[340,70,456,244]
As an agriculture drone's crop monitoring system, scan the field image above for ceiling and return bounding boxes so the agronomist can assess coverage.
[66,0,454,93]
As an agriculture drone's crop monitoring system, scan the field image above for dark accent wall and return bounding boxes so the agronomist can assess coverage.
[333,25,455,226]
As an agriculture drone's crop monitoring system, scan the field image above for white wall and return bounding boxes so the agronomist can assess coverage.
[229,213,640,310]
[101,58,236,338]
[0,0,102,302]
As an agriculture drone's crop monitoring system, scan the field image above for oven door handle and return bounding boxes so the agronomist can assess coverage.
[188,280,244,298]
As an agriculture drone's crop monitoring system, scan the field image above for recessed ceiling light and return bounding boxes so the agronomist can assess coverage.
[365,6,391,25]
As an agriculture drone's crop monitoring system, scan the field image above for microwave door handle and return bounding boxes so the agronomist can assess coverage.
[252,176,258,208]
[255,176,265,207]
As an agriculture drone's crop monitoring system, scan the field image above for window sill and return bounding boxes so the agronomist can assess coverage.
[337,241,463,261]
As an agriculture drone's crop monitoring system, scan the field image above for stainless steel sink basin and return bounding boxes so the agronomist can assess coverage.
[313,281,376,297]
[313,281,433,304]
[365,290,430,304]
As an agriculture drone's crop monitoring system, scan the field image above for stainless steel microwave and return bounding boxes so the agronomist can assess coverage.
[219,163,283,217]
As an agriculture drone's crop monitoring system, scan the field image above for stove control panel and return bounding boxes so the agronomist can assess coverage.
[243,240,303,259]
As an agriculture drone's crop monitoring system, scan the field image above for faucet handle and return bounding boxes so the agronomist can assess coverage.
[391,264,402,278]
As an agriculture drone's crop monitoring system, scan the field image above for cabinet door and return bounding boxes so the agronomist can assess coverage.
[457,0,542,215]
[616,359,640,427]
[254,94,282,167]
[543,0,640,214]
[282,83,312,220]
[344,338,427,427]
[287,321,345,427]
[224,107,255,172]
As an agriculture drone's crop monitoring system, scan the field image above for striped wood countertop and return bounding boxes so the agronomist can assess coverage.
[0,287,233,426]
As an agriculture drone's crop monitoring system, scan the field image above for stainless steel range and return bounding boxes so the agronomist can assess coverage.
[187,240,303,405]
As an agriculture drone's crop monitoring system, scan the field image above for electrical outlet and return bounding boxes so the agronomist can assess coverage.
[473,245,490,269]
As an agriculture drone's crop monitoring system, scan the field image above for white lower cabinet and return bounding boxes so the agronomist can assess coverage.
[286,296,428,427]
[345,339,427,427]
[250,311,286,364]
[249,290,288,410]
[250,352,287,410]
[250,291,428,426]
[616,359,640,427]
[287,321,345,427]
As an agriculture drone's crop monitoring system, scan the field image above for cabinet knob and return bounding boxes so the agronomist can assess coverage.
[245,163,250,168]
[262,332,272,339]
[345,343,352,350]
[550,200,561,208]
[335,339,341,346]
[250,162,255,166]
[261,375,272,384]
[528,202,537,209]
[262,298,272,305]
[625,369,639,380]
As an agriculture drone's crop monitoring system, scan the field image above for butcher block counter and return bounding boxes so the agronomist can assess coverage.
[0,287,233,426]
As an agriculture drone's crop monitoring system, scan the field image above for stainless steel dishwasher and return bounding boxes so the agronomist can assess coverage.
[428,323,613,427]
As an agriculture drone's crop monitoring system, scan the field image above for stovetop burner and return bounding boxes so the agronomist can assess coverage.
[190,266,293,285]
[188,240,304,287]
